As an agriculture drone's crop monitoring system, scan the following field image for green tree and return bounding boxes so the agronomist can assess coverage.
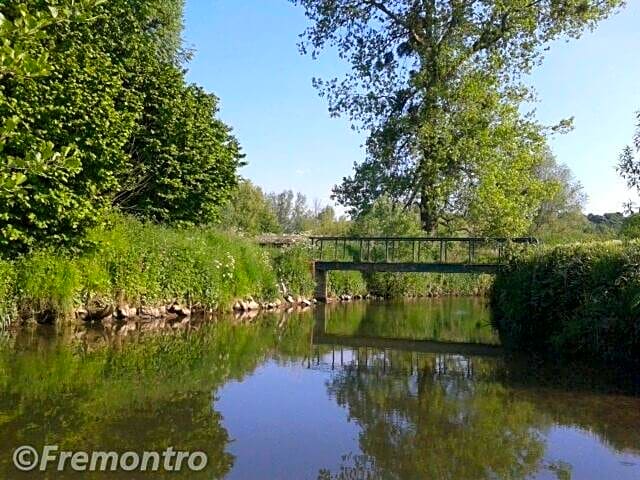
[620,214,640,238]
[113,62,242,224]
[350,195,422,237]
[0,1,137,254]
[618,111,640,210]
[267,190,311,233]
[293,0,622,233]
[530,149,594,242]
[220,180,282,234]
[531,149,586,230]
[0,0,241,253]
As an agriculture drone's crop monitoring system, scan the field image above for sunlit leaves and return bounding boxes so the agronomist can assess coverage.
[617,111,640,210]
[0,0,241,254]
[293,0,623,234]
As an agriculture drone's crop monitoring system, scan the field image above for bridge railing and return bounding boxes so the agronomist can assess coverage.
[309,236,537,265]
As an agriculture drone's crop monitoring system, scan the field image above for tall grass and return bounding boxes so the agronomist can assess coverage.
[0,259,14,328]
[2,215,279,320]
[492,240,640,365]
[366,272,492,297]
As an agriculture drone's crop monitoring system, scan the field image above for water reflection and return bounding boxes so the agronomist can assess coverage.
[0,299,638,479]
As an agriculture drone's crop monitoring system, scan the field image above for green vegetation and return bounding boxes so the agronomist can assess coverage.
[492,241,640,365]
[268,243,316,297]
[1,0,240,255]
[0,216,278,320]
[293,0,621,234]
[1,0,637,352]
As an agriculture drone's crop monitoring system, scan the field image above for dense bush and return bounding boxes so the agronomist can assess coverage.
[0,0,241,254]
[492,241,640,365]
[367,272,492,298]
[0,260,15,327]
[268,244,316,297]
[328,271,367,296]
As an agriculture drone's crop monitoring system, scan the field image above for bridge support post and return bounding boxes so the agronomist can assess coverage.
[314,267,328,302]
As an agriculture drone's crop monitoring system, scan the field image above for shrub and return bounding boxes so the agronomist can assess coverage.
[328,271,367,296]
[0,260,15,326]
[491,240,640,365]
[268,243,315,297]
[367,272,491,297]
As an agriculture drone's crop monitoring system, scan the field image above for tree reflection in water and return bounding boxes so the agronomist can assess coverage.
[314,349,547,479]
[309,340,639,480]
[0,302,638,479]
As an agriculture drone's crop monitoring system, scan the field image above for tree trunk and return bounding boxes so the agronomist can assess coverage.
[419,184,438,233]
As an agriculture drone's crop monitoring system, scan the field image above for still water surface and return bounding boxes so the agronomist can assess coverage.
[0,298,639,479]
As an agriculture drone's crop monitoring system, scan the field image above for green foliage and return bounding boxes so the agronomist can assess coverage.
[294,0,621,233]
[115,63,242,224]
[2,215,279,319]
[220,180,282,234]
[492,241,640,365]
[0,260,15,326]
[268,243,315,297]
[587,212,625,232]
[464,117,559,236]
[0,0,126,254]
[0,0,241,254]
[367,272,492,298]
[267,190,313,233]
[531,149,586,233]
[350,195,422,237]
[620,214,640,238]
[328,271,367,296]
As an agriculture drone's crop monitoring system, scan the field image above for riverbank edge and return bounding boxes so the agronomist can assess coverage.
[0,216,491,327]
[491,240,640,366]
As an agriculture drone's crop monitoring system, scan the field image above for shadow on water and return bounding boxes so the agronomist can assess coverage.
[0,299,638,479]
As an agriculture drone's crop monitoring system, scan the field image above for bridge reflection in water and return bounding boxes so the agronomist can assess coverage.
[307,305,502,375]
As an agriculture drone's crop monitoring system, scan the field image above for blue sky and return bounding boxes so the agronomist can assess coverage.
[184,0,640,214]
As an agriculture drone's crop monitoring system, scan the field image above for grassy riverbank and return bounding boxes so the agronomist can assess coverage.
[492,240,640,366]
[0,216,279,322]
[0,216,498,325]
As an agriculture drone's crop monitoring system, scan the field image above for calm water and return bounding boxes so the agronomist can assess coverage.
[0,298,639,479]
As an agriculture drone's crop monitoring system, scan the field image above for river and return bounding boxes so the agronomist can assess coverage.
[0,298,638,479]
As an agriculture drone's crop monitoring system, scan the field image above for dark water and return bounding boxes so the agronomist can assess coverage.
[0,298,639,479]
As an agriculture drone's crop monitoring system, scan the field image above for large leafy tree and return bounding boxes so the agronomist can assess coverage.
[0,1,136,253]
[219,180,282,234]
[293,0,623,233]
[0,0,241,254]
[113,62,242,224]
